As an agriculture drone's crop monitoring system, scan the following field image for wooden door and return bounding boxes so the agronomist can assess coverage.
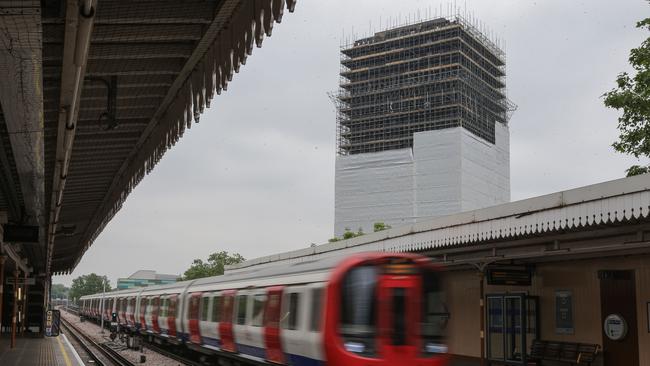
[599,270,639,366]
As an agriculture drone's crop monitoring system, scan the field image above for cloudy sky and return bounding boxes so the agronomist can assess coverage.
[55,0,649,286]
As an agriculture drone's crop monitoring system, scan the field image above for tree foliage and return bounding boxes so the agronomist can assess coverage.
[373,222,391,232]
[182,251,245,280]
[51,283,69,299]
[603,13,650,176]
[329,223,392,242]
[69,273,111,303]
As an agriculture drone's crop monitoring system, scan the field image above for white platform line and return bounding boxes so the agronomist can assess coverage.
[61,333,85,366]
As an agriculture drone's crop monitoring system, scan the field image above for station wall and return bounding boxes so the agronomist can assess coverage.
[442,254,650,365]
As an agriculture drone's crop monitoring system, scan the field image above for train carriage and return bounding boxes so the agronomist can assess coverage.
[79,252,448,365]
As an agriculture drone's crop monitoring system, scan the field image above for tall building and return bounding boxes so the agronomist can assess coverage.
[335,16,513,236]
[117,270,179,290]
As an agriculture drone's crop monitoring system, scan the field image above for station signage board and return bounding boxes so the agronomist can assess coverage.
[45,310,60,337]
[5,277,35,286]
[2,225,39,243]
[486,265,532,286]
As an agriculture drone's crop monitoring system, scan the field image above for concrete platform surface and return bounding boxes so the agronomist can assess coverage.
[0,335,83,366]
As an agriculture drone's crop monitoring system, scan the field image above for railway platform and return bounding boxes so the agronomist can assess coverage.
[0,335,83,366]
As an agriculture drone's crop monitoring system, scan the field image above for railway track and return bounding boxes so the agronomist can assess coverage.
[60,317,136,366]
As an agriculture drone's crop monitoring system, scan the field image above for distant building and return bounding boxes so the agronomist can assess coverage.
[334,16,514,236]
[116,270,179,290]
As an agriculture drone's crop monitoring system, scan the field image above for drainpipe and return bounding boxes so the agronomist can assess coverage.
[470,262,490,366]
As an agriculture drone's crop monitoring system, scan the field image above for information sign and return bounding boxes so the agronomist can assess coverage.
[604,314,628,341]
[5,277,35,286]
[486,265,532,286]
[45,310,60,337]
[555,290,574,334]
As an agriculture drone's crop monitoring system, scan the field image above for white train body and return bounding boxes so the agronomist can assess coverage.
[79,253,448,366]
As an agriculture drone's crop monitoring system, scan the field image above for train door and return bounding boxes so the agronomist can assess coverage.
[168,294,178,337]
[202,293,221,348]
[117,298,124,324]
[219,290,237,352]
[188,292,202,344]
[264,286,284,364]
[140,297,148,332]
[151,296,161,333]
[377,272,421,362]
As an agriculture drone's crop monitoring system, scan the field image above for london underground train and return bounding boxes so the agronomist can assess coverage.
[79,252,448,365]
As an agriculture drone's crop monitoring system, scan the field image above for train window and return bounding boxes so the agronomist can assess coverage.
[152,297,160,316]
[251,294,266,327]
[200,297,210,321]
[189,296,200,320]
[169,296,178,318]
[211,296,222,323]
[340,266,378,336]
[392,288,407,345]
[422,270,447,343]
[310,288,324,331]
[282,293,300,330]
[236,295,248,325]
[140,298,148,319]
[159,298,167,317]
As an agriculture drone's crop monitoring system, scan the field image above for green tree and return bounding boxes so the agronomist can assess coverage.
[182,251,245,280]
[603,10,650,176]
[69,274,111,304]
[51,283,69,299]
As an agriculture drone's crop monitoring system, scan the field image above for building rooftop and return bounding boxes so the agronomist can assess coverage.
[228,173,650,272]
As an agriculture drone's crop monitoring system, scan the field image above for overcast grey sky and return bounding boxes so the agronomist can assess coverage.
[55,0,649,287]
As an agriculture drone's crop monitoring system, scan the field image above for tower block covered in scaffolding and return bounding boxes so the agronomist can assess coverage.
[334,16,514,236]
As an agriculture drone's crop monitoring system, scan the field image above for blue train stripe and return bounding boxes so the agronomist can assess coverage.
[169,333,324,365]
[235,343,266,359]
[286,353,325,366]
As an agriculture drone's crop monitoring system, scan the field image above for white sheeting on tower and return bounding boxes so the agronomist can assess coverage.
[334,125,510,236]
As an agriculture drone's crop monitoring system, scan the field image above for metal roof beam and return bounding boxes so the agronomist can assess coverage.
[91,24,203,43]
[47,0,97,275]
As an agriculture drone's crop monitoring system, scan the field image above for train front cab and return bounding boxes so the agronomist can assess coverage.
[325,254,448,366]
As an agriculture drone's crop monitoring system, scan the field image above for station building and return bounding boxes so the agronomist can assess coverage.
[116,270,179,290]
[229,173,650,366]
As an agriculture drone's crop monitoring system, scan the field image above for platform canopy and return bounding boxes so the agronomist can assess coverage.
[0,0,296,276]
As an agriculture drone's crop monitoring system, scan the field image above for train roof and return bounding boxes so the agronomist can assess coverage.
[80,252,355,300]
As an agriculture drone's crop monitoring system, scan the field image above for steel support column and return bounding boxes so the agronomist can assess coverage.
[10,269,18,348]
[0,255,5,333]
[20,272,27,336]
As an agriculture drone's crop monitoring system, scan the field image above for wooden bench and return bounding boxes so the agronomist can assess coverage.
[529,340,600,365]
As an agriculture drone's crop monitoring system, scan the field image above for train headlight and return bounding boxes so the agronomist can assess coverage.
[344,341,366,354]
[425,343,448,354]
